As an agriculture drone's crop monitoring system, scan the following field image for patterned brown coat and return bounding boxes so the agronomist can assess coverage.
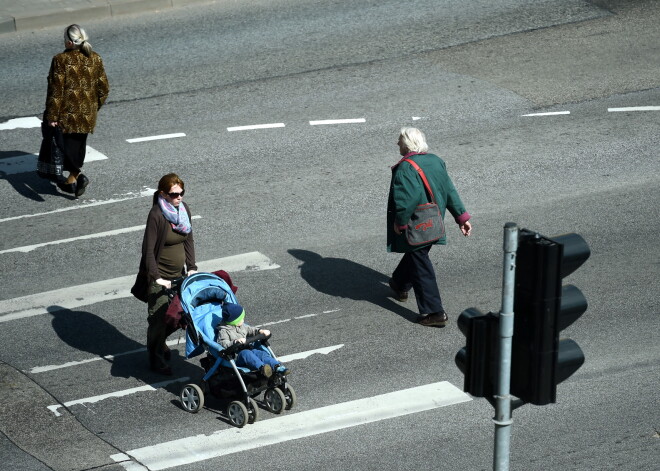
[44,49,109,134]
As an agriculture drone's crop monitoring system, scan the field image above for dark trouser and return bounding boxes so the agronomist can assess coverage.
[62,133,88,174]
[392,245,445,315]
[147,281,176,369]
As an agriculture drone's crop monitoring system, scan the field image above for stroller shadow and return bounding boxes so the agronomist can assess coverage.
[288,249,419,323]
[0,150,71,202]
[47,305,201,395]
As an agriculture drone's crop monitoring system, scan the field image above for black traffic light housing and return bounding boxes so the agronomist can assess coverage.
[510,230,590,405]
[455,308,498,398]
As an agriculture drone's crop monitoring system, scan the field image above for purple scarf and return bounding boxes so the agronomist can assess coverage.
[158,195,191,234]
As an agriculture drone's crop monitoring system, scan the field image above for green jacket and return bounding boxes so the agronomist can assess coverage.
[387,152,470,253]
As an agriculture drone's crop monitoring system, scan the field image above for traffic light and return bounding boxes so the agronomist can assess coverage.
[455,308,498,398]
[510,229,590,405]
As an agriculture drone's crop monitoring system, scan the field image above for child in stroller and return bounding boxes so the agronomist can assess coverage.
[177,272,296,428]
[217,303,290,379]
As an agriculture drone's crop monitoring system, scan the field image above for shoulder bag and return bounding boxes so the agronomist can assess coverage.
[403,158,445,245]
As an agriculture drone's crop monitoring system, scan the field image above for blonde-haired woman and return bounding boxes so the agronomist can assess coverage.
[44,24,109,197]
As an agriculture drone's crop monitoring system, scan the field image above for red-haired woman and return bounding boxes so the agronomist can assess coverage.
[132,173,198,375]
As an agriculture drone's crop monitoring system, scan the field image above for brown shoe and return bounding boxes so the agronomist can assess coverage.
[418,312,448,327]
[260,364,273,378]
[388,279,409,302]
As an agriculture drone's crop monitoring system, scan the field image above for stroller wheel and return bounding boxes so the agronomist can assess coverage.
[180,384,204,413]
[283,384,297,410]
[264,388,286,414]
[248,397,260,424]
[227,401,249,428]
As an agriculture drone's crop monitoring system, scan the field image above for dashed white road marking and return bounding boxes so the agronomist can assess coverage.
[0,252,280,323]
[45,344,344,415]
[227,123,285,132]
[0,145,108,176]
[0,116,42,130]
[111,381,471,470]
[309,118,366,125]
[47,377,190,417]
[0,188,155,223]
[126,133,186,143]
[29,324,342,374]
[522,111,570,117]
[608,106,660,112]
[0,216,201,254]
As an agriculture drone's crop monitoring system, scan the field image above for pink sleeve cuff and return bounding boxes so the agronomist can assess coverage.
[455,212,471,225]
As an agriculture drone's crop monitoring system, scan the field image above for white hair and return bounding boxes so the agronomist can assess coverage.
[64,24,93,56]
[399,127,429,153]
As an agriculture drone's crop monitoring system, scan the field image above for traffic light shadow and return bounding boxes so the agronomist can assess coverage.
[0,150,71,202]
[288,249,420,323]
[46,305,201,392]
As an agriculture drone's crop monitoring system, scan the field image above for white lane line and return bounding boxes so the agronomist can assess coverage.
[522,111,570,117]
[0,116,42,130]
[277,344,343,362]
[227,123,285,132]
[126,133,186,143]
[45,345,344,414]
[0,145,108,176]
[28,332,343,374]
[309,118,366,125]
[256,308,341,327]
[47,377,190,417]
[111,381,471,469]
[0,252,280,323]
[0,188,155,223]
[608,106,660,112]
[0,215,201,254]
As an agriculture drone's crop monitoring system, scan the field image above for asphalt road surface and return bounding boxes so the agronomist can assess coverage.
[0,1,658,470]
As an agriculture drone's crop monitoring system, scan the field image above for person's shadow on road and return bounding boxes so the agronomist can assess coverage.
[47,305,200,394]
[0,151,72,202]
[288,249,418,323]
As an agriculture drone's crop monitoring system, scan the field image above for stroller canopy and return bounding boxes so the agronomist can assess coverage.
[180,272,238,359]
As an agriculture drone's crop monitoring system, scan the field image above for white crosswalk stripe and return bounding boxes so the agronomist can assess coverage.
[0,252,280,323]
[111,381,470,470]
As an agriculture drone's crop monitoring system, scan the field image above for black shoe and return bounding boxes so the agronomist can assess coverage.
[75,174,89,197]
[57,180,77,194]
[388,279,408,302]
[418,312,449,327]
[260,364,273,378]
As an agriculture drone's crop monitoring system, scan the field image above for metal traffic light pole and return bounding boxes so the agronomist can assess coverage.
[493,223,518,471]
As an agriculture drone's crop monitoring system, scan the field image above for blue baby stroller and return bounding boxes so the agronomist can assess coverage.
[176,272,296,427]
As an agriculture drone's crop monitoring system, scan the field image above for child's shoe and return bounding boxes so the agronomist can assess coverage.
[276,364,291,376]
[260,364,273,378]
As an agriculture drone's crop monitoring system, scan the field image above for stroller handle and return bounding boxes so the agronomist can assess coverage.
[222,332,272,356]
[163,276,186,300]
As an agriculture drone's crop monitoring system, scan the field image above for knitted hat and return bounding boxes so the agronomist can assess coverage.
[223,303,245,326]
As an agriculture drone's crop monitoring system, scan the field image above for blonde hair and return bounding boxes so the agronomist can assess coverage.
[64,24,93,56]
[399,127,429,153]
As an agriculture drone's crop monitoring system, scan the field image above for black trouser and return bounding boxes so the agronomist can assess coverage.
[392,245,445,315]
[62,133,88,174]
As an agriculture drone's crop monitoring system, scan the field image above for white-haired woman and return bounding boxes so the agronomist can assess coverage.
[44,24,109,197]
[387,127,472,327]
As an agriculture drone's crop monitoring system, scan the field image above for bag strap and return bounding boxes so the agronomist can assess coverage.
[403,158,436,204]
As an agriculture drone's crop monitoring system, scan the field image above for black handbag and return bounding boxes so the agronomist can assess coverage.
[36,121,66,183]
[403,158,445,246]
